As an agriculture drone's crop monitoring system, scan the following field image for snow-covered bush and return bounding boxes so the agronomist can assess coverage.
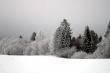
[6,44,25,55]
[37,39,50,55]
[23,45,39,55]
[52,46,77,58]
[0,37,20,54]
[35,31,45,42]
[85,54,96,59]
[71,51,88,59]
[24,38,50,55]
[0,37,31,55]
[48,36,55,54]
[0,36,51,55]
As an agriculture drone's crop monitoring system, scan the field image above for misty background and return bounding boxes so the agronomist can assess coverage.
[0,0,110,39]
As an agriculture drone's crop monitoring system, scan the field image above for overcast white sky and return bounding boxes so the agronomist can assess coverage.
[0,0,110,39]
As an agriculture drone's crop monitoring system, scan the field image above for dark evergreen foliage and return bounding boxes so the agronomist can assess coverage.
[82,26,99,53]
[83,26,92,53]
[30,32,36,41]
[99,36,102,43]
[70,37,76,47]
[90,30,99,53]
[75,35,83,51]
[19,35,23,39]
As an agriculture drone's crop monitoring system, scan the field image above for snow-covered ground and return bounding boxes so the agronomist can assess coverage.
[0,55,110,73]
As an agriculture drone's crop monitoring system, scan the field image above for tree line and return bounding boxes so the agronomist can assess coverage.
[53,19,103,54]
[18,19,110,55]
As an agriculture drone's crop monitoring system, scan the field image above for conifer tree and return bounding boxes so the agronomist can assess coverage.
[83,26,99,53]
[53,19,72,50]
[19,35,23,39]
[76,34,83,51]
[90,30,99,53]
[99,36,102,43]
[83,26,92,53]
[30,32,36,41]
[70,37,76,47]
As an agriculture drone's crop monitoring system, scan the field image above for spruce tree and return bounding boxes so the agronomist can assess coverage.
[83,26,99,53]
[99,36,102,43]
[90,30,99,53]
[83,26,92,53]
[53,19,72,50]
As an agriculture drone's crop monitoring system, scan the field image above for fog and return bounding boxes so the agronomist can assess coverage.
[0,0,110,39]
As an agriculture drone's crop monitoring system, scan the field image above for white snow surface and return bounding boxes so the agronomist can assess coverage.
[0,55,110,73]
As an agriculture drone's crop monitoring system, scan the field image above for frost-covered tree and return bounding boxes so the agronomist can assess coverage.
[53,19,72,50]
[30,32,36,41]
[92,33,110,58]
[105,22,110,37]
[36,31,45,42]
